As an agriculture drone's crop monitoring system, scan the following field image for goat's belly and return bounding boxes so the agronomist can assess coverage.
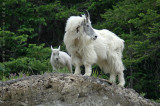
[97,59,111,74]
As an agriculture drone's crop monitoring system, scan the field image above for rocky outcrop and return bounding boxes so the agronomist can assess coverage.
[0,73,159,106]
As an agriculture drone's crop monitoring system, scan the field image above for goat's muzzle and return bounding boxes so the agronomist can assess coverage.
[93,36,97,40]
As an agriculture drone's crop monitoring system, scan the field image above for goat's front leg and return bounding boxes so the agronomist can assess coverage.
[52,66,58,72]
[74,65,81,75]
[109,73,116,84]
[84,64,92,76]
[72,55,81,75]
[51,64,56,70]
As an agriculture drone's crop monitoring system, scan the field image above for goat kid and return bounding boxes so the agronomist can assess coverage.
[50,45,72,73]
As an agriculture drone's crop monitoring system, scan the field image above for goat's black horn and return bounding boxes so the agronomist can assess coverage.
[84,10,90,19]
[85,10,90,20]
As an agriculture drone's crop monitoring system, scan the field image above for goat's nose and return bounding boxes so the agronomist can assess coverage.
[56,58,58,60]
[93,36,97,40]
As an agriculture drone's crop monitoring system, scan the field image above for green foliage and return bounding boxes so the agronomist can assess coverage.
[0,63,10,80]
[0,30,28,60]
[26,44,50,60]
[2,44,52,76]
[140,92,146,97]
[92,70,99,78]
[91,67,109,80]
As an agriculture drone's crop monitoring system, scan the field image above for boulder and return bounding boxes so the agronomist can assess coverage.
[0,73,159,106]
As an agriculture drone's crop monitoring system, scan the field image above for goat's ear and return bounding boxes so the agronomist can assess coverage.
[58,46,60,50]
[51,45,54,51]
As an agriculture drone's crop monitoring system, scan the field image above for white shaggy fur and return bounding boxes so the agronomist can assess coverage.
[50,45,72,73]
[63,15,125,86]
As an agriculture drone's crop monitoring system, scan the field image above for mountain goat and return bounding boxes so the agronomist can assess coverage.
[50,45,72,73]
[63,11,125,86]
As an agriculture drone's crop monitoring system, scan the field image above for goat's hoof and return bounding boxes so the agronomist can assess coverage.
[83,73,91,76]
[118,83,125,87]
[74,73,81,75]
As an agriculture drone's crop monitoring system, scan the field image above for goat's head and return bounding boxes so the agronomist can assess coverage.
[51,45,60,61]
[80,10,97,40]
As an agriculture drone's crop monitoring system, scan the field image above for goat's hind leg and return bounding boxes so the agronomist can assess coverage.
[114,57,125,86]
[117,59,125,86]
[118,71,125,86]
[109,53,125,86]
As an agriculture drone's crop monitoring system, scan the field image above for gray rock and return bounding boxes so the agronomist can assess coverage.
[0,73,159,106]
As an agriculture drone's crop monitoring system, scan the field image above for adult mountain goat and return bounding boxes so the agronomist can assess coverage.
[63,11,125,86]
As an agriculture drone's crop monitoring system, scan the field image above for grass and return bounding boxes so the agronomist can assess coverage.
[1,67,71,82]
[40,67,71,75]
[1,72,30,82]
[91,69,109,79]
[92,69,99,78]
[56,67,71,73]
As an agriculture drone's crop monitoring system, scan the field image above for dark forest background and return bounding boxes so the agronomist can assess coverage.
[0,0,160,101]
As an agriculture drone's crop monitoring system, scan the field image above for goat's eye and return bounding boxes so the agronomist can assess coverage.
[53,53,55,55]
[87,25,89,27]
